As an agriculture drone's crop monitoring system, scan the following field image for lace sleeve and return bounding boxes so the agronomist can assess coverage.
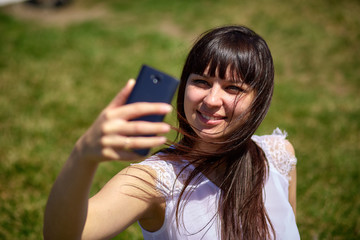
[252,128,297,180]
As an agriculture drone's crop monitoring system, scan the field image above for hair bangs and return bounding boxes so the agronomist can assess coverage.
[206,47,244,83]
[198,38,261,88]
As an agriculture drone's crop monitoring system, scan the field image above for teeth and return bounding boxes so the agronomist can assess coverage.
[201,113,222,121]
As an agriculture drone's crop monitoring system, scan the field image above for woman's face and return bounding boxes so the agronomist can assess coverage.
[184,68,255,141]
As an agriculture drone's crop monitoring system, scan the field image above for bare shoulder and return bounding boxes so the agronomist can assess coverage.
[284,139,296,156]
[109,164,160,199]
[89,164,162,208]
[118,164,157,181]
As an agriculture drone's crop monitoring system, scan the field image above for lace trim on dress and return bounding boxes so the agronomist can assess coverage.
[252,128,297,181]
[135,156,193,198]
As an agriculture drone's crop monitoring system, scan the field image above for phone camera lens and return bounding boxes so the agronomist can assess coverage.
[151,75,160,84]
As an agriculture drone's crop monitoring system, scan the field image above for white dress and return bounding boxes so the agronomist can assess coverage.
[134,128,300,240]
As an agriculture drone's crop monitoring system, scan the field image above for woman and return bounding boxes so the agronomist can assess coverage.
[44,25,300,239]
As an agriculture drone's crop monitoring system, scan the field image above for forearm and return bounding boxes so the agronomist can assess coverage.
[43,144,99,240]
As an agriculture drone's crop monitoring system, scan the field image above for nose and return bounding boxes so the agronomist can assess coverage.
[203,85,223,108]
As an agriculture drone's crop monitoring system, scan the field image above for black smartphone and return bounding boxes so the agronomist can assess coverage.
[125,64,179,155]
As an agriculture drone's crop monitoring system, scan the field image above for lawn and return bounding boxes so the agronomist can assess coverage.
[0,0,359,239]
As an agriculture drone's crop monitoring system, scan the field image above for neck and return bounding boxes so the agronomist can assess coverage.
[188,140,228,188]
[193,138,224,153]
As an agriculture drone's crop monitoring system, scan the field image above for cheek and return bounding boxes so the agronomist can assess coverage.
[231,93,255,118]
[183,86,196,119]
[184,86,200,109]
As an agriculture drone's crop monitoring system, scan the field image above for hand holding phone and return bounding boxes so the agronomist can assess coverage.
[125,65,179,155]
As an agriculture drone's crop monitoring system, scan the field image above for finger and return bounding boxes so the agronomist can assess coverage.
[106,102,173,120]
[101,135,167,149]
[102,120,171,135]
[106,79,136,110]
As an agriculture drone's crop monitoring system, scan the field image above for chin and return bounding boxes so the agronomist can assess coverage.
[196,131,225,141]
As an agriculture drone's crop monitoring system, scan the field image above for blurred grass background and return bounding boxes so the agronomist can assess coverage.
[0,0,359,239]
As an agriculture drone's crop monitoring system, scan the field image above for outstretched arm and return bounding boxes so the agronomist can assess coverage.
[43,79,172,239]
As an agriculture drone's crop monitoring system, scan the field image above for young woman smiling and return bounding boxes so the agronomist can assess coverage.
[44,25,300,240]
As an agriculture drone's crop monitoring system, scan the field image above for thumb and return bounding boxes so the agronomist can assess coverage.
[107,79,136,110]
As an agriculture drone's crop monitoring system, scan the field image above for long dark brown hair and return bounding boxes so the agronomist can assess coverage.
[161,25,275,239]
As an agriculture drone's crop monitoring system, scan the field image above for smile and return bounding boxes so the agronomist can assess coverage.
[197,110,226,121]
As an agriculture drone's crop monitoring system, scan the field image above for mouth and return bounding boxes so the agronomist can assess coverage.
[197,110,227,122]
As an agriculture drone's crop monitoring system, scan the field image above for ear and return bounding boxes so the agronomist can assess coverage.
[106,79,136,110]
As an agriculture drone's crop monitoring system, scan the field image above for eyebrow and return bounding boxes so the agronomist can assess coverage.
[193,73,244,85]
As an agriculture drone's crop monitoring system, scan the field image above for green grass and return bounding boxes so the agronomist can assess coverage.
[0,0,359,239]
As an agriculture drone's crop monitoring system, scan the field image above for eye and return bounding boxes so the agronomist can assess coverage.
[226,85,246,94]
[191,79,210,87]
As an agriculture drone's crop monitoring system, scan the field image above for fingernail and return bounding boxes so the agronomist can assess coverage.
[128,79,136,86]
[163,105,173,112]
[162,124,171,132]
